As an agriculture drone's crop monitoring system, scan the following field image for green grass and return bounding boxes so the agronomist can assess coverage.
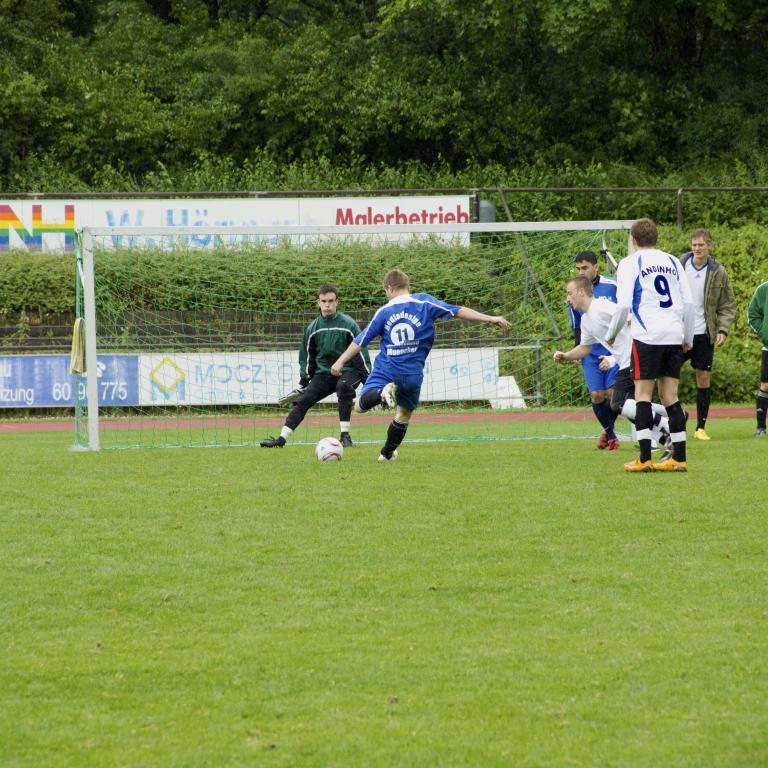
[1,419,766,767]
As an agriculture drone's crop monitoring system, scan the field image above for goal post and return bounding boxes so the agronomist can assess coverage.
[73,221,632,450]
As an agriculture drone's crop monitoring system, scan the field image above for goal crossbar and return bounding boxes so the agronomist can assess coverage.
[81,221,634,238]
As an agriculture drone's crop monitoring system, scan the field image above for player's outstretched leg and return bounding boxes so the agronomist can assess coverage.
[357,388,388,412]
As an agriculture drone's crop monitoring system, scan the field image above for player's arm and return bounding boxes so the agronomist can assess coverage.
[678,264,695,349]
[344,321,370,383]
[456,307,511,329]
[347,337,370,383]
[305,331,319,382]
[553,344,592,362]
[331,341,363,377]
[298,326,313,387]
[605,258,632,344]
[715,271,736,345]
[598,354,617,371]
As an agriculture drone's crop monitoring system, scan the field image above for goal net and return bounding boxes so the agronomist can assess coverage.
[73,221,631,450]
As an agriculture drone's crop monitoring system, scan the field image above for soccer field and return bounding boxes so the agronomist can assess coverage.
[1,419,766,767]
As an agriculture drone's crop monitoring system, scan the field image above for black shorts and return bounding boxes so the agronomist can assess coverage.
[610,367,634,413]
[761,349,768,383]
[631,339,685,381]
[295,371,360,410]
[683,333,714,371]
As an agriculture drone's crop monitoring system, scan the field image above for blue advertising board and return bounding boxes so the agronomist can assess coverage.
[0,354,139,407]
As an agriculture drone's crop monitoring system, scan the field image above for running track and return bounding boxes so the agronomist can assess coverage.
[0,407,755,434]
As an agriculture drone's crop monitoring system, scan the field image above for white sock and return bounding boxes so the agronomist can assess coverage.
[621,399,637,421]
[280,426,294,441]
[340,421,350,433]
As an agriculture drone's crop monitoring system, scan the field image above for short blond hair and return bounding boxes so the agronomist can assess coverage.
[567,275,593,296]
[691,228,713,244]
[383,269,410,291]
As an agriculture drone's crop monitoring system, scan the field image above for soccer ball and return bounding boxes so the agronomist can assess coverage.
[315,436,343,462]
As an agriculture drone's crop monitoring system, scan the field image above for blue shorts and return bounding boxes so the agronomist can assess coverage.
[359,368,424,411]
[582,354,618,393]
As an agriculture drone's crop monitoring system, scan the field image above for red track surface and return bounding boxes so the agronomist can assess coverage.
[0,407,754,433]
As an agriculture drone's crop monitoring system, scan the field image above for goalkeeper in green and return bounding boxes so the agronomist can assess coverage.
[261,284,371,448]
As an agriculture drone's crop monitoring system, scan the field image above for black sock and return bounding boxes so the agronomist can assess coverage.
[592,401,616,439]
[667,401,687,462]
[382,419,408,456]
[359,388,384,412]
[635,401,653,462]
[757,393,768,430]
[696,387,711,430]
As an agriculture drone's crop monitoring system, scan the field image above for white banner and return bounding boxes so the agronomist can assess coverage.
[138,348,524,409]
[0,196,471,252]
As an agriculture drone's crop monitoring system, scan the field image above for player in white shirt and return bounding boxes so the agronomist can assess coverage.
[606,219,694,472]
[553,276,671,457]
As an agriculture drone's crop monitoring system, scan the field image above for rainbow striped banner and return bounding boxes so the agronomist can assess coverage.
[0,204,76,252]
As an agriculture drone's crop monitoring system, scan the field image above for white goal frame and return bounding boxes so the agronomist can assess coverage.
[77,220,634,450]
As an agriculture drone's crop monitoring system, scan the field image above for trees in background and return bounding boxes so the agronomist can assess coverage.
[1,0,767,187]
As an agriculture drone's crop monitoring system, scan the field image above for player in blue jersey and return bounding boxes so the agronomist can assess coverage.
[331,269,511,461]
[606,218,694,472]
[569,251,620,450]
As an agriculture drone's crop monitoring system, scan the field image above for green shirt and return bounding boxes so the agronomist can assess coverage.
[300,312,371,381]
[748,281,768,347]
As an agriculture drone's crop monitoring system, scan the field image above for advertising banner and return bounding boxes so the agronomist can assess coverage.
[138,348,523,408]
[0,354,138,407]
[0,196,471,253]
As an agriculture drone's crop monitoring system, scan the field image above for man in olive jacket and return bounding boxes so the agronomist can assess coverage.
[747,279,768,436]
[680,229,736,440]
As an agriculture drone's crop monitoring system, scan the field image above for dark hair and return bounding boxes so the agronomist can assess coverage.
[567,275,594,296]
[317,283,339,298]
[575,250,598,265]
[630,218,658,247]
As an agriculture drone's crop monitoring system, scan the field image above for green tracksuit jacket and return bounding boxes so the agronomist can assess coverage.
[300,312,371,383]
[747,281,768,347]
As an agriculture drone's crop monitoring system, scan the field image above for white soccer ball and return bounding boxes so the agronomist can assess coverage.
[315,436,343,462]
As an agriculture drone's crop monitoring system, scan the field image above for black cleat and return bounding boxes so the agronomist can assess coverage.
[340,432,354,448]
[260,436,286,448]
